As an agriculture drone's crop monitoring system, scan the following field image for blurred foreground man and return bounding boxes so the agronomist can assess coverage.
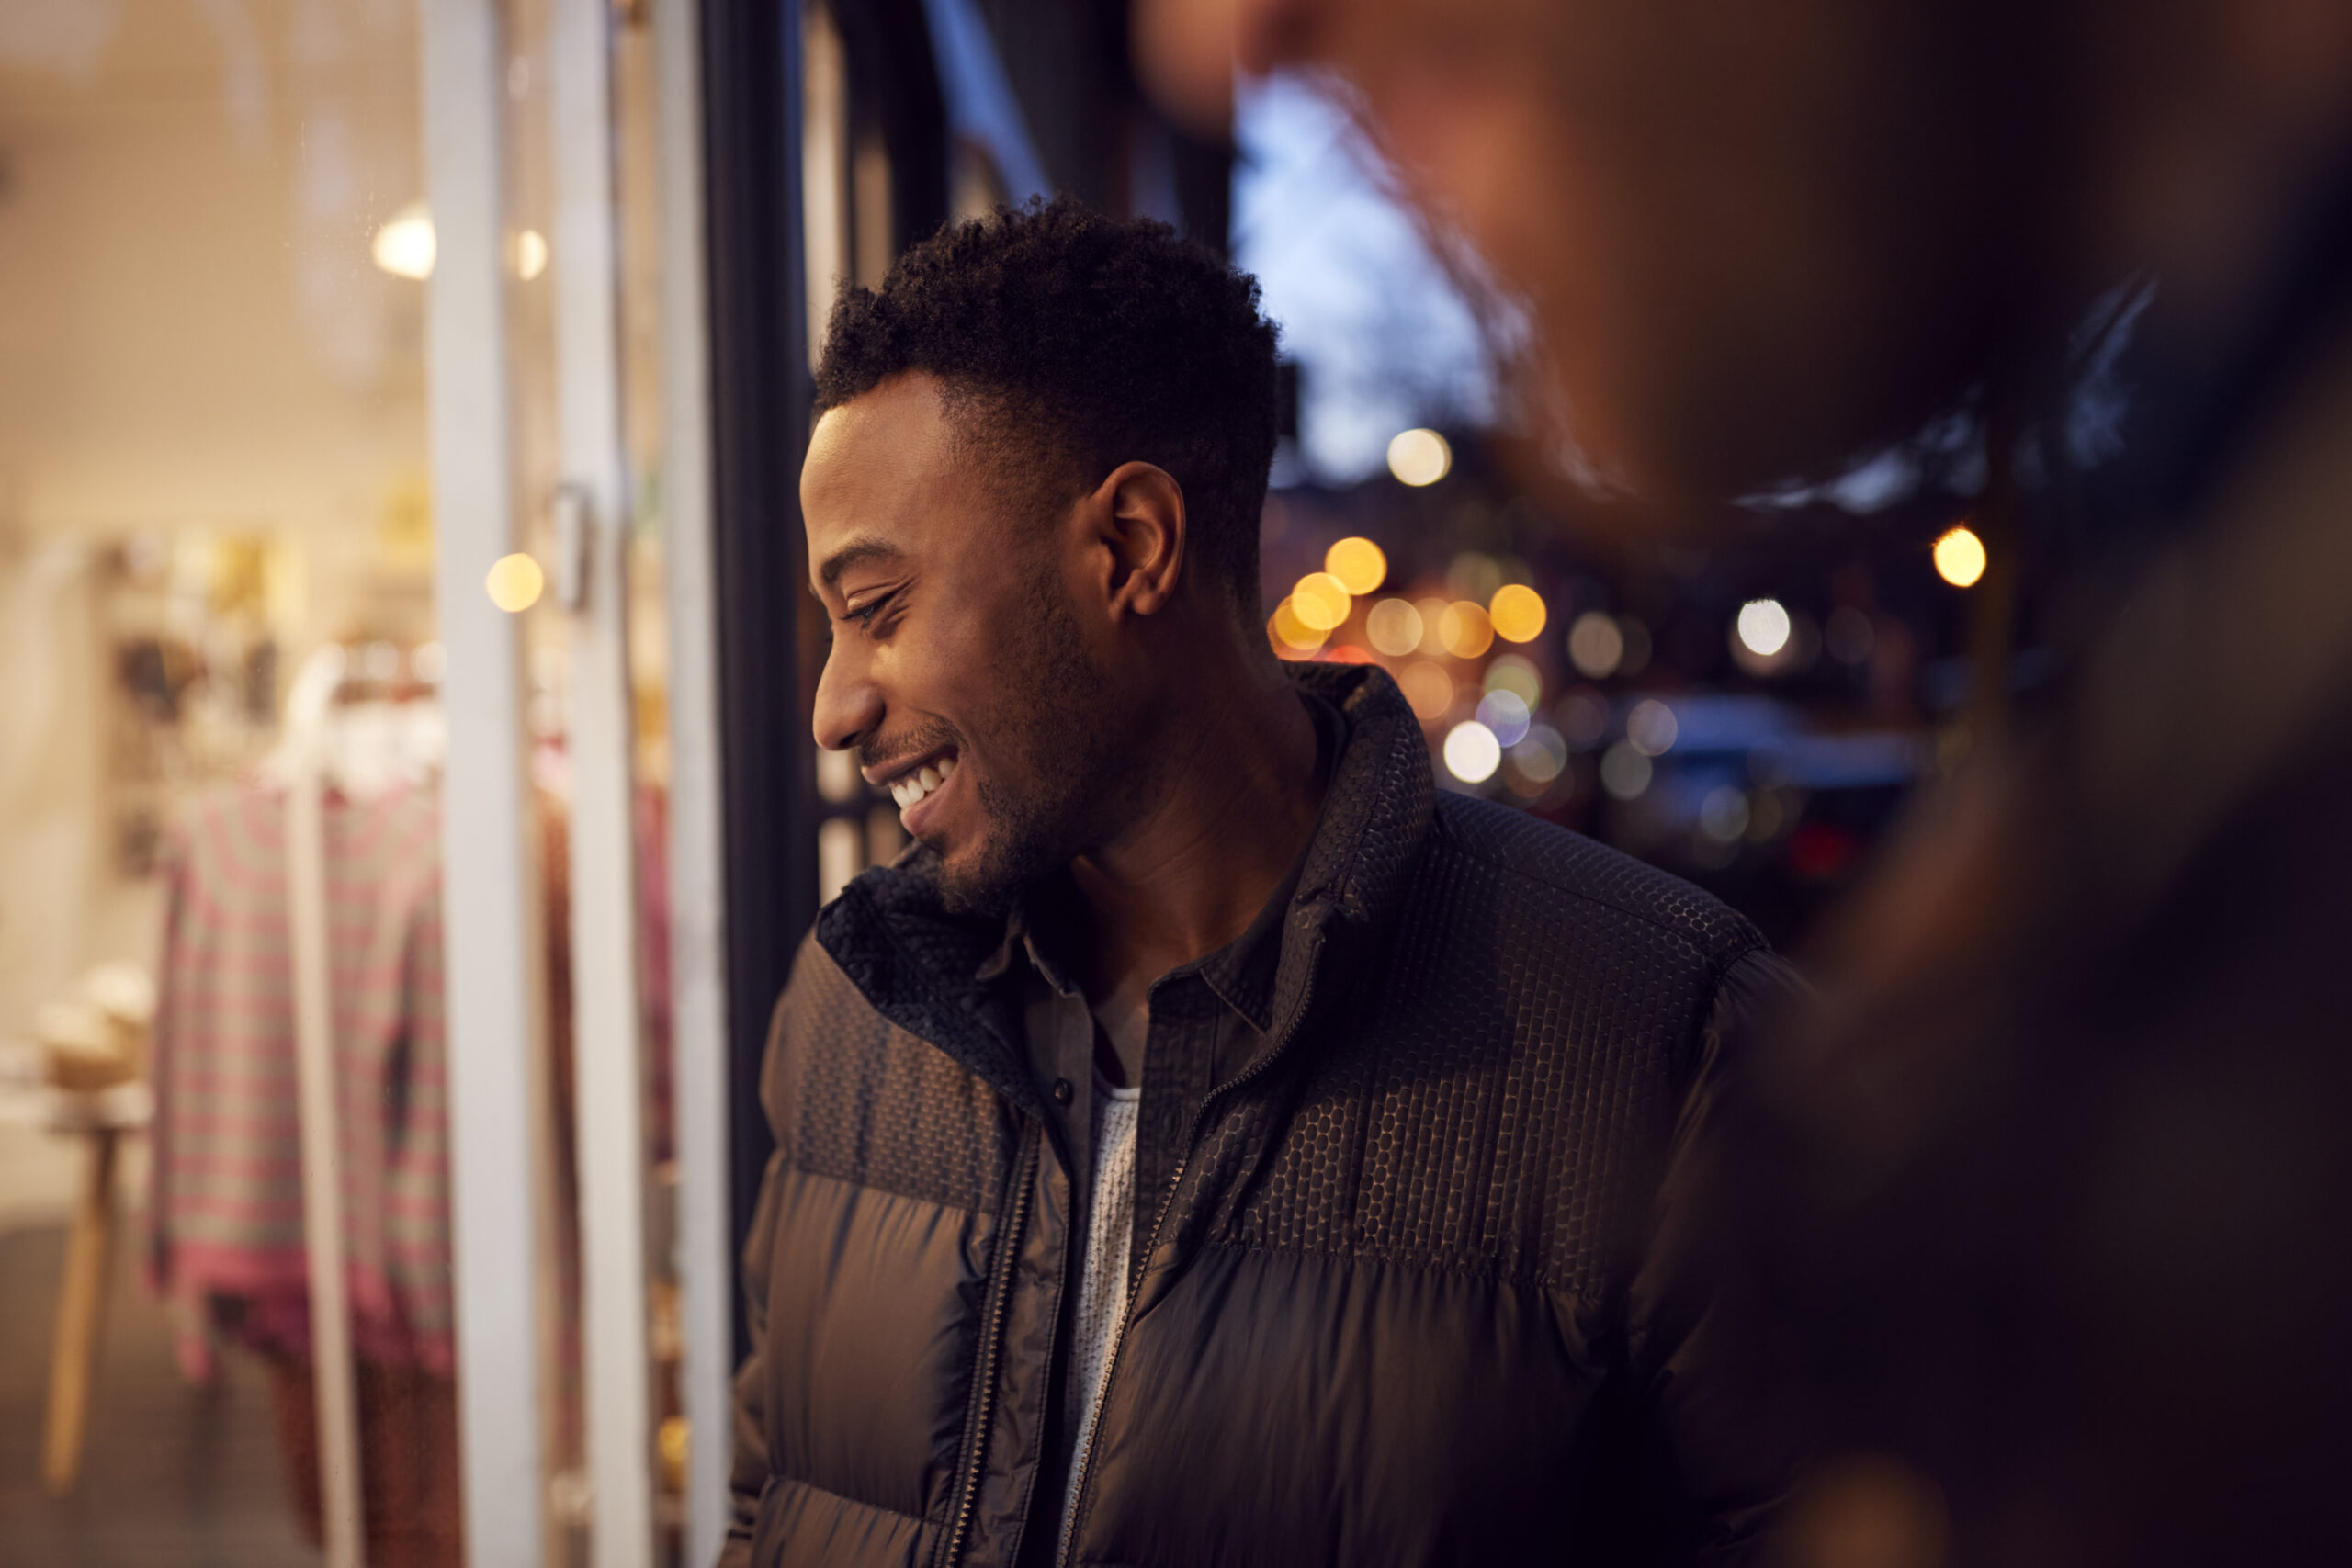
[722,201,1799,1568]
[1140,2,2352,1562]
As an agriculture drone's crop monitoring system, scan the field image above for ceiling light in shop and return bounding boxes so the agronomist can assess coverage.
[1488,583,1547,643]
[373,200,435,280]
[1438,600,1493,659]
[1365,598,1423,657]
[1387,428,1452,487]
[1736,598,1792,658]
[486,552,545,613]
[1442,720,1501,784]
[515,228,549,281]
[1933,525,1987,588]
[1290,571,1352,632]
[1325,536,1388,595]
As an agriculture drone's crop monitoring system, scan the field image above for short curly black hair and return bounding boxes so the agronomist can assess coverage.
[814,197,1282,610]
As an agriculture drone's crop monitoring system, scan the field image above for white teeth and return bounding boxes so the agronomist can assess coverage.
[888,757,960,813]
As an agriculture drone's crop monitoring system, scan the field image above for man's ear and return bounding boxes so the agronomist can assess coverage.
[1089,461,1186,620]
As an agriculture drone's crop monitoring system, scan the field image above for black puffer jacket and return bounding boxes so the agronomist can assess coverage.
[723,664,1800,1568]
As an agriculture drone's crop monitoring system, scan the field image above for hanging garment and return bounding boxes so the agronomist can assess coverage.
[144,780,451,1377]
[266,1350,463,1568]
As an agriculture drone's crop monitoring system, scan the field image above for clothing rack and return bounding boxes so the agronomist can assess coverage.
[283,644,368,1568]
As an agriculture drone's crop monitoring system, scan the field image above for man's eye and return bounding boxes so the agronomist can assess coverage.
[844,592,893,631]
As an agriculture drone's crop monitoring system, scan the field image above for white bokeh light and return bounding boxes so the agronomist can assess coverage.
[372,199,435,279]
[1442,721,1503,784]
[1736,599,1792,658]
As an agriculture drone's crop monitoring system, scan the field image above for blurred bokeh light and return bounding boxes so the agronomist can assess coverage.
[1325,536,1389,595]
[1366,597,1423,656]
[1488,583,1547,644]
[1290,571,1352,631]
[485,552,544,614]
[1933,525,1988,588]
[373,199,436,280]
[1736,599,1793,658]
[1386,428,1453,487]
[1567,612,1623,679]
[1439,600,1494,659]
[1442,720,1501,783]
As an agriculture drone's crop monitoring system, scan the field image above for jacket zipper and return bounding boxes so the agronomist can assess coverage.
[1057,940,1325,1568]
[939,1120,1043,1568]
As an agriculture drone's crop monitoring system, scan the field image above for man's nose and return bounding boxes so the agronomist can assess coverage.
[811,643,884,756]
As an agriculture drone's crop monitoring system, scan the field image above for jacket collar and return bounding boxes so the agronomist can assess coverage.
[814,662,1436,1107]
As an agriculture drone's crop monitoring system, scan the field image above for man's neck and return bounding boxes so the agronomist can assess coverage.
[1065,652,1325,1071]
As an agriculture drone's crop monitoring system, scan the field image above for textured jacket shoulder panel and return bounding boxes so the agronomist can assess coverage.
[1429,792,1766,968]
[769,929,1016,1216]
[1216,796,1765,1299]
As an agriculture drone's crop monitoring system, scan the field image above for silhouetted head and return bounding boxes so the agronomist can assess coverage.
[1137,0,2352,503]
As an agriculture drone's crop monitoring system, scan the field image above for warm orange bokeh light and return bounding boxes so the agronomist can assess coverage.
[1933,525,1988,588]
[1325,536,1388,595]
[1290,571,1353,632]
[1271,597,1326,655]
[1438,600,1494,659]
[1365,598,1423,657]
[1396,660,1456,720]
[1488,583,1547,643]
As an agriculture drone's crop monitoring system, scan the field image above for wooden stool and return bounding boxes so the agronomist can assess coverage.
[16,1081,153,1496]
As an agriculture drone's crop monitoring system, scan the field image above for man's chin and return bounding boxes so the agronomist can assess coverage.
[927,840,1024,919]
[927,811,1082,920]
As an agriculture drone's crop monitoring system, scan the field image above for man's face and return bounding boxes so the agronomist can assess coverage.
[1141,0,2075,501]
[804,374,1130,915]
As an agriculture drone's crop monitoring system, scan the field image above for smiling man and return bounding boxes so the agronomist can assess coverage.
[719,199,1801,1568]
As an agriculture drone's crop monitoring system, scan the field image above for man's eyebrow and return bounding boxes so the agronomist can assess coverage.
[816,537,905,590]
